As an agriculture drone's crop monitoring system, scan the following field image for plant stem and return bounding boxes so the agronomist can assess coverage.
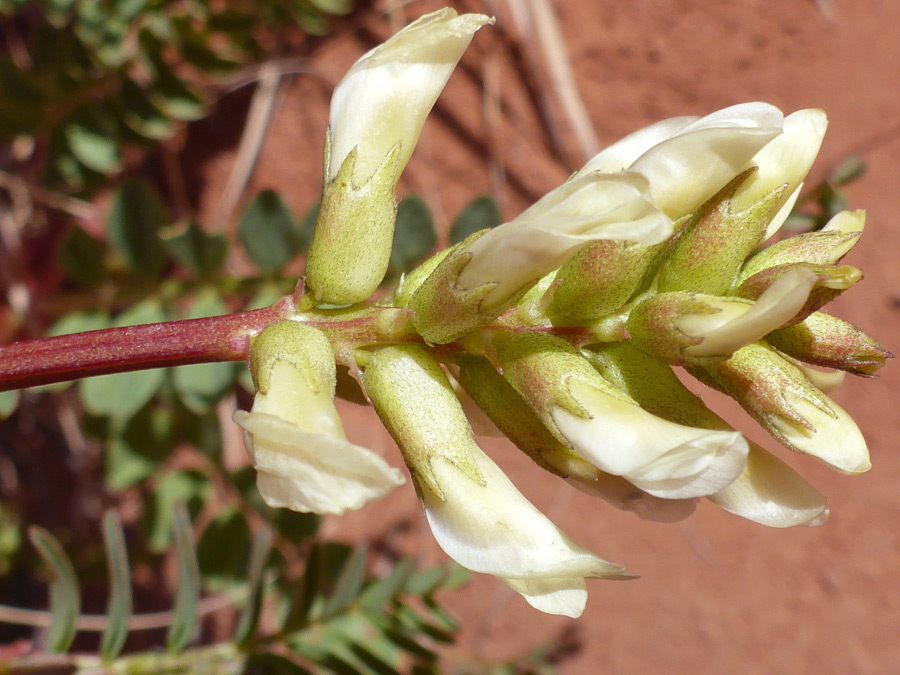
[0,297,295,391]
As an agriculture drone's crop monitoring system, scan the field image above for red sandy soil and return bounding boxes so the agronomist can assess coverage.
[43,0,900,672]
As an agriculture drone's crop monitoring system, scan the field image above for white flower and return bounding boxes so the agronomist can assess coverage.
[730,109,828,238]
[679,267,819,358]
[700,342,871,475]
[578,102,785,218]
[550,376,748,499]
[421,440,629,617]
[236,323,404,515]
[363,345,628,617]
[708,442,828,527]
[456,171,672,310]
[327,8,492,185]
[234,409,405,515]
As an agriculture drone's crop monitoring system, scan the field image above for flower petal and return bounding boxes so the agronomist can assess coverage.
[328,9,492,183]
[681,267,818,358]
[708,442,828,527]
[630,102,784,218]
[234,410,404,515]
[422,446,629,617]
[552,378,748,499]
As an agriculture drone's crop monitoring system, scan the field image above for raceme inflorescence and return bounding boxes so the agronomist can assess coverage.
[233,8,889,618]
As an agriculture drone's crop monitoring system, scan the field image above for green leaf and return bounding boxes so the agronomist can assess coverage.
[238,190,303,273]
[103,406,174,490]
[449,195,502,244]
[144,470,209,552]
[167,503,201,653]
[100,510,133,662]
[322,546,367,619]
[119,79,175,140]
[59,226,106,285]
[298,201,319,253]
[64,107,121,173]
[28,526,80,653]
[0,503,21,575]
[150,68,207,121]
[163,220,228,277]
[830,156,866,186]
[389,196,436,275]
[310,0,354,16]
[235,526,274,644]
[47,310,110,337]
[359,557,416,610]
[290,4,330,36]
[79,302,167,418]
[107,179,169,278]
[173,294,236,412]
[0,390,19,419]
[197,506,251,590]
[243,653,315,675]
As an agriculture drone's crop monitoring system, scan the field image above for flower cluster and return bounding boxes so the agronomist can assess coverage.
[235,9,889,618]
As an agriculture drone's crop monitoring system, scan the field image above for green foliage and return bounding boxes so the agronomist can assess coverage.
[163,220,229,278]
[450,195,503,244]
[100,510,134,661]
[166,504,201,653]
[28,526,81,652]
[239,190,305,274]
[17,505,470,672]
[107,180,170,278]
[0,0,356,192]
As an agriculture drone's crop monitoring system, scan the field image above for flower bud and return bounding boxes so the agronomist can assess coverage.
[690,342,871,474]
[494,333,747,499]
[455,355,695,522]
[738,209,865,283]
[305,9,492,305]
[234,321,404,514]
[655,168,788,295]
[580,103,785,219]
[546,239,664,322]
[735,262,862,320]
[363,345,628,617]
[584,342,827,527]
[627,267,818,365]
[767,312,891,376]
[410,172,672,343]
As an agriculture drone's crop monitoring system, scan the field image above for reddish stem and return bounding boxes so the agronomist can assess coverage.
[0,298,295,391]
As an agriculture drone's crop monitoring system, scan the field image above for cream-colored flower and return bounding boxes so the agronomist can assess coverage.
[578,102,785,218]
[363,345,628,617]
[584,342,828,528]
[678,267,819,358]
[695,342,870,475]
[457,172,672,311]
[409,172,671,343]
[235,322,404,515]
[306,9,492,305]
[494,333,748,499]
[327,9,492,186]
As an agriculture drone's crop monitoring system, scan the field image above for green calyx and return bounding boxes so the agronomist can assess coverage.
[363,345,484,501]
[656,167,787,295]
[408,229,498,344]
[305,131,403,306]
[249,320,336,396]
